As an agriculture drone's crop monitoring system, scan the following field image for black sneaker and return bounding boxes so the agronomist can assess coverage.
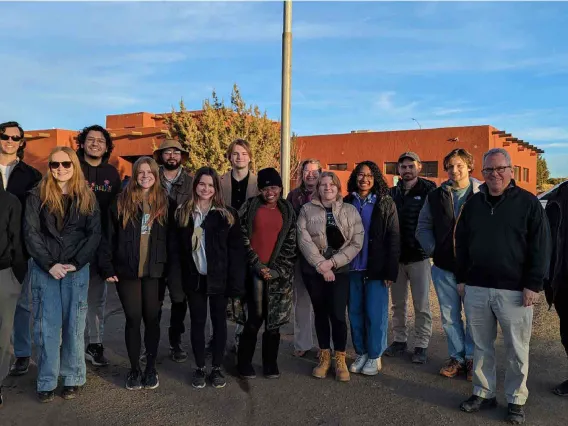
[460,395,498,413]
[37,390,55,403]
[209,367,226,389]
[263,364,280,379]
[143,368,159,390]
[10,357,30,376]
[61,386,80,400]
[126,369,143,390]
[169,344,188,363]
[192,368,207,389]
[412,347,428,364]
[238,364,256,379]
[85,344,110,367]
[383,342,407,357]
[506,404,525,424]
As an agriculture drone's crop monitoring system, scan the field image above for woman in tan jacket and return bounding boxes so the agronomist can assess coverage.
[297,171,364,382]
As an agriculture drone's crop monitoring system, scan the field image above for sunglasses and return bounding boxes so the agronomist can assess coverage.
[49,161,73,169]
[0,134,23,142]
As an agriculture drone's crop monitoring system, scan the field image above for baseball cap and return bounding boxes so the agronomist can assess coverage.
[398,151,421,163]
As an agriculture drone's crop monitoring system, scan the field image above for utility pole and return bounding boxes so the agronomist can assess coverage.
[280,0,292,195]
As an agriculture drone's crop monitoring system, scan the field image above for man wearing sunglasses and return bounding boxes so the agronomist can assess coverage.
[455,148,551,425]
[153,139,193,363]
[0,121,42,379]
[77,125,121,368]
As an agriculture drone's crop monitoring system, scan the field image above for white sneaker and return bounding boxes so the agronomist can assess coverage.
[349,354,368,373]
[362,357,381,376]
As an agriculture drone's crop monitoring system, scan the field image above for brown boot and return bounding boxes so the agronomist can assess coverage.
[334,351,350,382]
[312,349,331,379]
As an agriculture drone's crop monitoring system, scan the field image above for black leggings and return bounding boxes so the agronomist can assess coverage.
[116,278,161,371]
[158,277,188,345]
[303,271,350,352]
[555,286,568,357]
[186,275,228,368]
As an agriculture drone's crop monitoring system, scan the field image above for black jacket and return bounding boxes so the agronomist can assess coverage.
[0,188,26,282]
[24,187,101,274]
[455,181,551,292]
[99,198,175,281]
[168,207,246,297]
[390,177,436,263]
[545,181,568,305]
[2,160,42,210]
[159,167,193,207]
[344,193,400,282]
[237,196,297,330]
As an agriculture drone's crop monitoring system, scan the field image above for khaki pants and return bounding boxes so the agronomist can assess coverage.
[464,285,532,405]
[390,259,432,348]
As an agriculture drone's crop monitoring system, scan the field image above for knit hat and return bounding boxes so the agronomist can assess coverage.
[257,167,283,189]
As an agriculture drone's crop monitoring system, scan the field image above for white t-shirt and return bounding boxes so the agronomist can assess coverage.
[0,159,18,189]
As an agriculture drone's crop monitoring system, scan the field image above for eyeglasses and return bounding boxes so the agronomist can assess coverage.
[85,137,106,145]
[482,166,511,175]
[49,161,73,169]
[163,150,182,157]
[0,134,22,142]
[357,173,374,179]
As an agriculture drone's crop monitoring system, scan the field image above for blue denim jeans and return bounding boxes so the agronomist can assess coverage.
[348,271,389,359]
[31,260,89,392]
[431,265,473,363]
[13,259,33,358]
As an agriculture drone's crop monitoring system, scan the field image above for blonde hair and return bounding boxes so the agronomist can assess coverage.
[40,146,96,216]
[117,157,168,229]
[176,167,235,227]
[317,171,343,201]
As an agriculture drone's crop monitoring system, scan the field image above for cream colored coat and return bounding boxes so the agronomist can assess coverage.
[297,198,364,269]
[220,171,259,208]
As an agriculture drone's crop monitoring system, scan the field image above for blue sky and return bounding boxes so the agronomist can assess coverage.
[2,1,568,175]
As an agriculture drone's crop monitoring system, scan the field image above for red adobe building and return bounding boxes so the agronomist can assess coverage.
[21,112,542,194]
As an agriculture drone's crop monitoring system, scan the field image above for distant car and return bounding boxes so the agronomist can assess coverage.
[537,182,565,209]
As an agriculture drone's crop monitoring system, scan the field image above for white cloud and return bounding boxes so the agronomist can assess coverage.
[520,127,568,141]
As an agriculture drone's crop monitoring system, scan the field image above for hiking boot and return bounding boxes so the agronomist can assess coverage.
[37,390,55,403]
[466,359,474,382]
[506,404,525,424]
[312,349,331,379]
[439,358,464,378]
[143,368,159,390]
[460,395,498,413]
[209,367,226,389]
[192,368,206,389]
[553,379,568,396]
[334,351,350,382]
[169,344,188,363]
[412,347,428,364]
[85,344,110,367]
[383,342,407,357]
[349,353,368,374]
[238,364,256,379]
[362,357,381,376]
[10,357,30,376]
[126,369,143,390]
[61,386,80,400]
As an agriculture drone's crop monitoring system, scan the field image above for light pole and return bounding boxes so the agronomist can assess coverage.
[280,0,292,195]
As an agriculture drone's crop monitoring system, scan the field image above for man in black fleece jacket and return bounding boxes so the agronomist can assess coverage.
[77,125,121,367]
[0,184,26,407]
[455,148,551,425]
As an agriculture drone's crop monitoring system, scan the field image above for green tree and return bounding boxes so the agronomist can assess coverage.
[166,84,301,179]
[537,154,550,192]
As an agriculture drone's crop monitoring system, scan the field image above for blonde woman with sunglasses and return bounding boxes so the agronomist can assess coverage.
[99,157,173,391]
[168,167,246,389]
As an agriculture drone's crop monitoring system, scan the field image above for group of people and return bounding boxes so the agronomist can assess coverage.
[0,120,566,425]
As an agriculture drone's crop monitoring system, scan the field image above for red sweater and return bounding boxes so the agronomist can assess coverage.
[250,205,283,264]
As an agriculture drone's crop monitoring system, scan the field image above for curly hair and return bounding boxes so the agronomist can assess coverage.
[347,161,390,197]
[0,121,26,160]
[76,124,114,163]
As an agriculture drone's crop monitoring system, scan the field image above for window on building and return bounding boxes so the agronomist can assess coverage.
[523,168,529,182]
[384,162,398,175]
[328,163,347,171]
[420,161,439,178]
[514,166,521,181]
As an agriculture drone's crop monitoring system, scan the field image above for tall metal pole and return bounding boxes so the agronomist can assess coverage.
[280,0,292,195]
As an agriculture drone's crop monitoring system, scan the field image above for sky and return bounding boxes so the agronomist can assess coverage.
[1,1,568,176]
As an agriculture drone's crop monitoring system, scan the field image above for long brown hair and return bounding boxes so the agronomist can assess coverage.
[176,167,235,227]
[117,157,168,229]
[39,146,96,216]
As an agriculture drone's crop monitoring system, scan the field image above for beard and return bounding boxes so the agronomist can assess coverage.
[163,161,180,171]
